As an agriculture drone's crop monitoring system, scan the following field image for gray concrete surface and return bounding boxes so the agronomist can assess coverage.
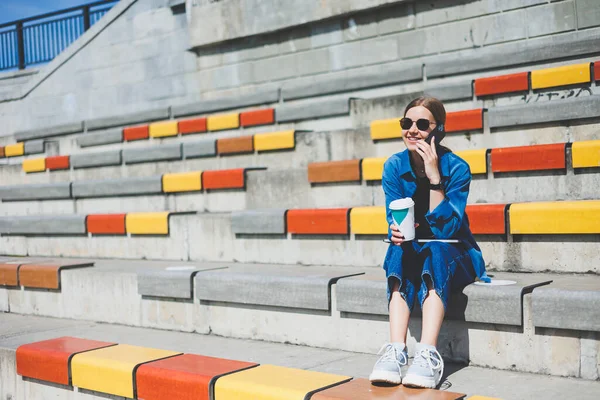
[23,140,45,155]
[14,122,83,141]
[85,107,170,131]
[532,275,600,332]
[231,208,287,234]
[123,142,182,164]
[0,215,86,235]
[276,98,351,123]
[76,128,123,148]
[71,150,122,169]
[0,313,599,400]
[172,88,279,118]
[195,264,365,310]
[0,183,71,202]
[71,176,162,198]
[137,264,227,299]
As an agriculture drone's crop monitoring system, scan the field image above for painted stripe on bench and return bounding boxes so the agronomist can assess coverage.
[5,143,24,157]
[370,118,401,140]
[0,261,24,286]
[466,204,506,235]
[203,168,246,190]
[474,72,529,97]
[22,158,46,173]
[123,125,149,141]
[71,344,181,398]
[207,113,239,131]
[46,155,70,171]
[214,364,351,400]
[595,62,600,81]
[87,214,126,235]
[17,337,116,386]
[149,121,178,138]
[350,206,387,235]
[312,377,465,399]
[287,208,349,235]
[361,157,386,181]
[217,136,254,155]
[240,108,275,127]
[253,130,295,152]
[308,160,361,183]
[19,260,94,290]
[531,63,591,89]
[455,149,487,175]
[572,140,600,169]
[126,212,171,235]
[136,354,257,400]
[0,146,4,158]
[162,171,203,192]
[178,117,207,135]
[491,143,566,173]
[509,200,600,234]
[445,109,484,132]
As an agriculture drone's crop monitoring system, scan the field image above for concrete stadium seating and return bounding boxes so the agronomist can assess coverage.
[1,8,600,391]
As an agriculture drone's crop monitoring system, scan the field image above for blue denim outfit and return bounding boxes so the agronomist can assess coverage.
[382,149,491,311]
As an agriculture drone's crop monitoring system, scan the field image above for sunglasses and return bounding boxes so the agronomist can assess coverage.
[400,117,435,131]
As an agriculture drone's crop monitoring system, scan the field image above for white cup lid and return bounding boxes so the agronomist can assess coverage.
[390,198,415,210]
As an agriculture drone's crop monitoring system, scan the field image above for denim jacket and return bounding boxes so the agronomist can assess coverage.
[382,148,491,283]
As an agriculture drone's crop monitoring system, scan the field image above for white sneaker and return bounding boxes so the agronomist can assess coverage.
[369,342,408,385]
[402,343,444,389]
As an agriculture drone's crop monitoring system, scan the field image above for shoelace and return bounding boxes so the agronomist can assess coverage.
[376,343,407,367]
[412,347,444,377]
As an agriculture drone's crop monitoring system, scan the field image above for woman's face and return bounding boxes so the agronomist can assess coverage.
[402,105,436,151]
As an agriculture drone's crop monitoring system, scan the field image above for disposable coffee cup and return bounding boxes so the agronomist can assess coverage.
[389,198,415,241]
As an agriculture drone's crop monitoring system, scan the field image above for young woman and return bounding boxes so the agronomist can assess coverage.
[369,96,490,389]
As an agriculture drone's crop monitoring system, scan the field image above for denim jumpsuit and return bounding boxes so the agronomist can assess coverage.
[382,149,491,311]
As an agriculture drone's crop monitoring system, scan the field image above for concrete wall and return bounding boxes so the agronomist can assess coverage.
[1,0,599,137]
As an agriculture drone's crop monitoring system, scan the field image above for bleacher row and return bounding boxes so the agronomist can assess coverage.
[1,59,599,163]
[0,199,598,236]
[15,336,468,399]
[19,131,293,173]
[309,141,600,182]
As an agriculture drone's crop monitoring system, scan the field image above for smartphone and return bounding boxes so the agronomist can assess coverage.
[425,131,436,145]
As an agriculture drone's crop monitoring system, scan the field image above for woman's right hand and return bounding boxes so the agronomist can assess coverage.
[389,223,419,246]
[390,224,405,245]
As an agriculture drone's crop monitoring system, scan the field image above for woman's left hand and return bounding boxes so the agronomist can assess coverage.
[415,136,441,184]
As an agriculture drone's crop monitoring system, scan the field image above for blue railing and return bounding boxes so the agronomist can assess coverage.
[0,0,118,71]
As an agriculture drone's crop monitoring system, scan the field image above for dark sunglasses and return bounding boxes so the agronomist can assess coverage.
[400,117,435,131]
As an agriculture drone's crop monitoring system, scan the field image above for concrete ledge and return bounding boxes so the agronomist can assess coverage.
[86,108,170,131]
[0,183,71,201]
[183,139,217,159]
[14,122,83,141]
[0,215,86,235]
[488,95,600,128]
[336,272,553,326]
[276,98,351,123]
[71,150,122,169]
[532,275,600,332]
[281,62,422,101]
[76,128,123,148]
[23,140,45,155]
[195,264,364,310]
[123,143,182,165]
[231,209,287,235]
[72,176,162,198]
[424,81,473,102]
[138,264,227,299]
[427,28,600,78]
[172,89,279,118]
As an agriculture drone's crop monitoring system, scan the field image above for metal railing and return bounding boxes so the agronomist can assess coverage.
[0,0,118,71]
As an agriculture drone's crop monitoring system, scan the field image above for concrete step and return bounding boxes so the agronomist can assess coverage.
[1,212,597,274]
[1,258,599,383]
[2,313,599,400]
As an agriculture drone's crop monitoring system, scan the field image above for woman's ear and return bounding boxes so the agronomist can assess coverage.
[437,123,444,132]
